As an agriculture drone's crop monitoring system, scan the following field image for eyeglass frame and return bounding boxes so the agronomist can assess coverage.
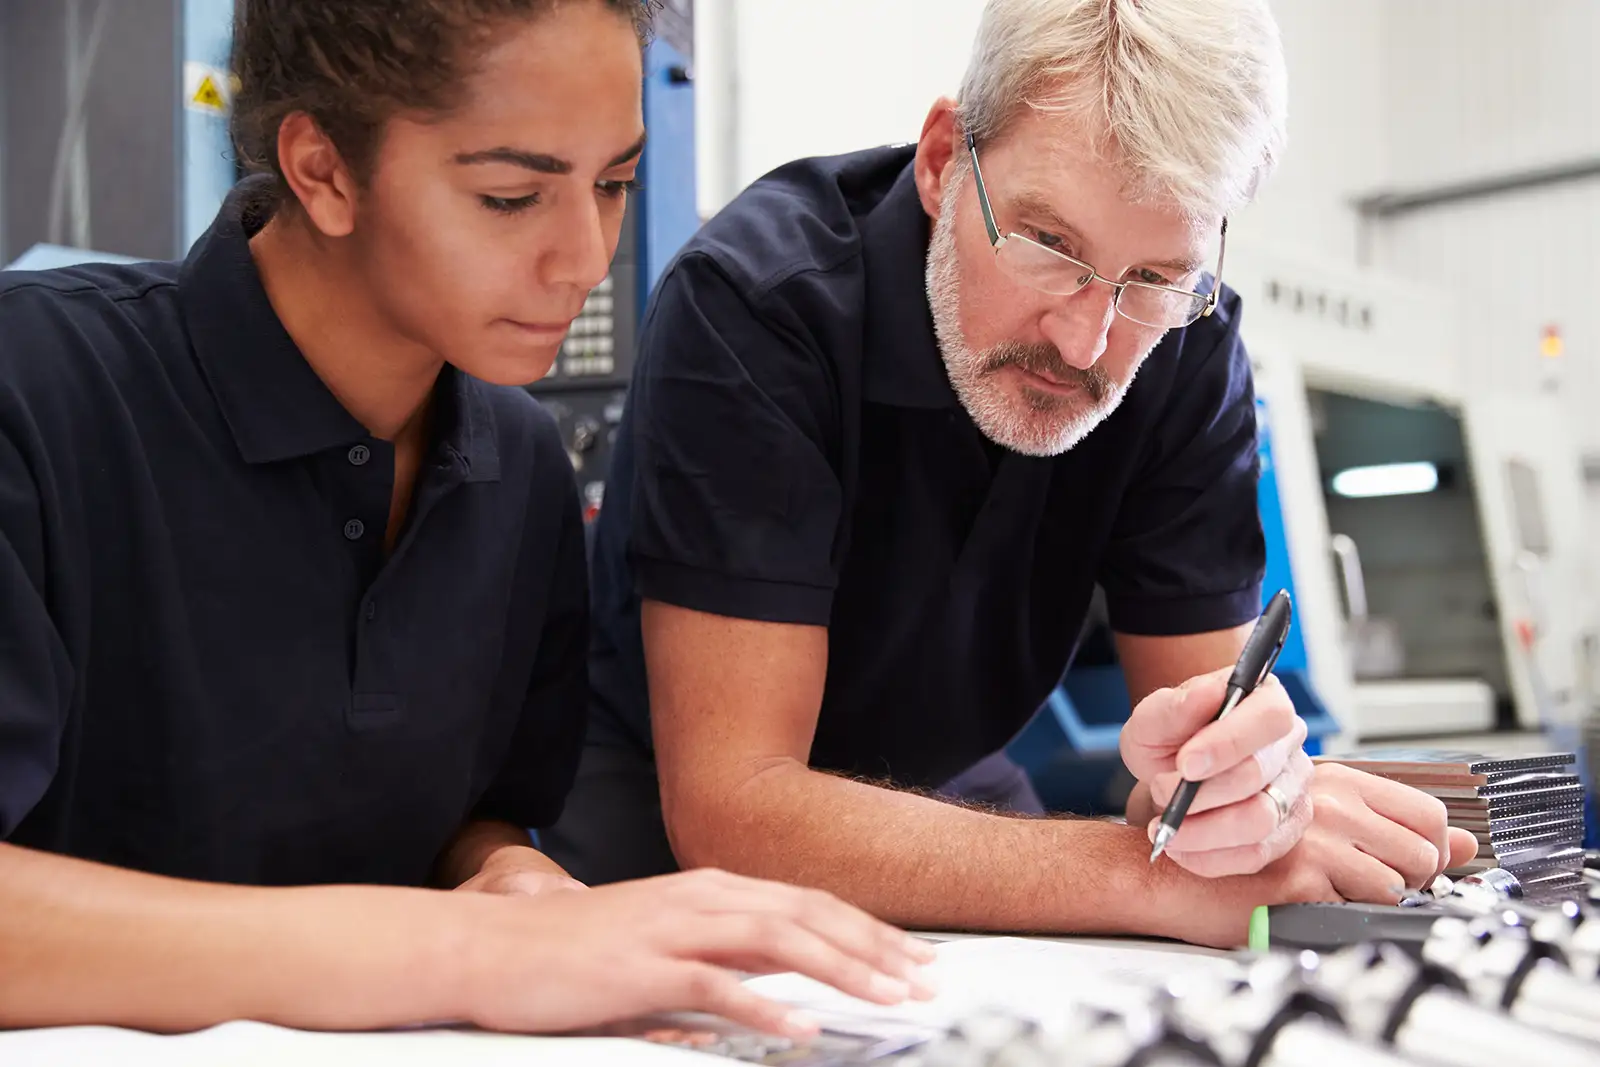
[963,130,1228,327]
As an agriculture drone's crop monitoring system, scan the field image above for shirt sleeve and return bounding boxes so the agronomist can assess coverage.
[627,252,843,626]
[471,468,590,830]
[0,417,73,839]
[1097,292,1267,636]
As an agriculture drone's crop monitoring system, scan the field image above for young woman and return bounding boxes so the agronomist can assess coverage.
[0,0,933,1039]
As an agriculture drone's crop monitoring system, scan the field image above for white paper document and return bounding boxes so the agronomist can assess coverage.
[0,939,1242,1066]
[744,936,1243,1035]
[0,1021,706,1067]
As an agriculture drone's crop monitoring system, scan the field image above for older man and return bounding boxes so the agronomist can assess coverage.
[546,0,1476,947]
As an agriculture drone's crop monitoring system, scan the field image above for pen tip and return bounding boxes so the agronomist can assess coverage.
[1149,826,1175,864]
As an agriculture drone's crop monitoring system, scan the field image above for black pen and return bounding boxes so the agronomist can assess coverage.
[1149,589,1294,863]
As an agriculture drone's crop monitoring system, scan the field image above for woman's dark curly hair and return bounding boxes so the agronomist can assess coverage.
[230,0,656,198]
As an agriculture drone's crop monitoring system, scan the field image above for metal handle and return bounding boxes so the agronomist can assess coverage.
[1330,534,1369,623]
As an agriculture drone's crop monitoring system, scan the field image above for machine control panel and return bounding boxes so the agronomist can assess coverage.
[555,276,620,381]
[535,389,628,522]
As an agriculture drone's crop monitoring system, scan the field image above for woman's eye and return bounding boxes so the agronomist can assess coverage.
[597,179,644,200]
[480,193,541,215]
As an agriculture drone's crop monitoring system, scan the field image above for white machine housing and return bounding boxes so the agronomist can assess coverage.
[1229,243,1592,743]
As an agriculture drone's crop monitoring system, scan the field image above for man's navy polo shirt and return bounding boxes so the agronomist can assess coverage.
[0,179,587,887]
[587,145,1264,790]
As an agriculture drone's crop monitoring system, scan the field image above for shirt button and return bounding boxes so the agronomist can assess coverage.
[365,601,377,621]
[348,444,371,466]
[343,518,366,541]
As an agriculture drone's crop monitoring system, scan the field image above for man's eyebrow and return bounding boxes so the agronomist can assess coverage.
[1009,191,1090,249]
[452,132,648,174]
[1148,255,1205,276]
[1010,190,1203,275]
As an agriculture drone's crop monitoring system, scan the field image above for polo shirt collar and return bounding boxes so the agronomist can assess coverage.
[436,365,502,484]
[178,177,500,483]
[860,159,959,409]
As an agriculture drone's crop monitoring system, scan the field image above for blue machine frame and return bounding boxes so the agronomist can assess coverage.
[638,37,700,303]
[182,0,239,253]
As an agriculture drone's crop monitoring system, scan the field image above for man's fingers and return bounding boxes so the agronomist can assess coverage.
[1174,679,1299,782]
[1325,766,1453,882]
[1352,812,1441,890]
[1161,796,1309,878]
[1149,792,1282,854]
[1446,827,1480,873]
[1310,780,1448,891]
[1119,668,1236,775]
[1148,751,1314,853]
[668,962,822,1040]
[677,870,935,994]
[1326,849,1408,905]
[1148,732,1298,814]
[1164,840,1276,879]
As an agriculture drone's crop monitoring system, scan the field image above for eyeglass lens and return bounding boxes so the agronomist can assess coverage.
[995,238,1207,328]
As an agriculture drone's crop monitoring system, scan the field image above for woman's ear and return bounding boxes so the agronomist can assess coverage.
[276,112,360,238]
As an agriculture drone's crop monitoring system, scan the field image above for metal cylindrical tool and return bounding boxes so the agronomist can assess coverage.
[912,1002,1220,1067]
[1312,941,1600,1067]
[1423,915,1600,1045]
[1169,953,1420,1067]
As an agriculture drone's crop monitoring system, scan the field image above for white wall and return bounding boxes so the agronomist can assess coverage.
[696,0,986,217]
[1381,1,1600,188]
[1230,0,1388,265]
[1372,0,1600,451]
[696,0,1391,268]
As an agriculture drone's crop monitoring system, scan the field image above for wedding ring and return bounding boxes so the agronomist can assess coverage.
[1264,782,1293,826]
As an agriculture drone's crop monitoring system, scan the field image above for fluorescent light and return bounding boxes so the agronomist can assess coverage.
[1331,462,1439,498]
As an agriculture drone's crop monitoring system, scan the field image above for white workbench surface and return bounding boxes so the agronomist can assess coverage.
[0,935,1234,1067]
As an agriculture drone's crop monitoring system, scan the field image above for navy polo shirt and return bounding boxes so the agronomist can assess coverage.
[588,146,1264,790]
[0,178,587,886]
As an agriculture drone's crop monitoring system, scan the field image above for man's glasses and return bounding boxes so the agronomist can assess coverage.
[965,132,1227,329]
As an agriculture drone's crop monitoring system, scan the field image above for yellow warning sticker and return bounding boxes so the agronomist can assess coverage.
[192,76,225,111]
[183,61,230,116]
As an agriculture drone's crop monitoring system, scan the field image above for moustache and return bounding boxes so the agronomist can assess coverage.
[982,342,1114,404]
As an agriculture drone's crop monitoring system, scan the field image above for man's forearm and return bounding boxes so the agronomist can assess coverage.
[434,819,549,888]
[673,765,1240,943]
[0,844,473,1032]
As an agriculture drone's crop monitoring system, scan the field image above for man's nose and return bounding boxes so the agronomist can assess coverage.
[1039,279,1116,370]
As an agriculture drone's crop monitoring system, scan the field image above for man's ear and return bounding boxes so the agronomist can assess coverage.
[913,97,962,219]
[275,112,360,238]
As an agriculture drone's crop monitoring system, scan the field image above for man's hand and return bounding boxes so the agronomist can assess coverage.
[458,868,938,1038]
[455,844,586,898]
[1122,667,1313,876]
[1265,763,1478,899]
[1150,763,1481,948]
